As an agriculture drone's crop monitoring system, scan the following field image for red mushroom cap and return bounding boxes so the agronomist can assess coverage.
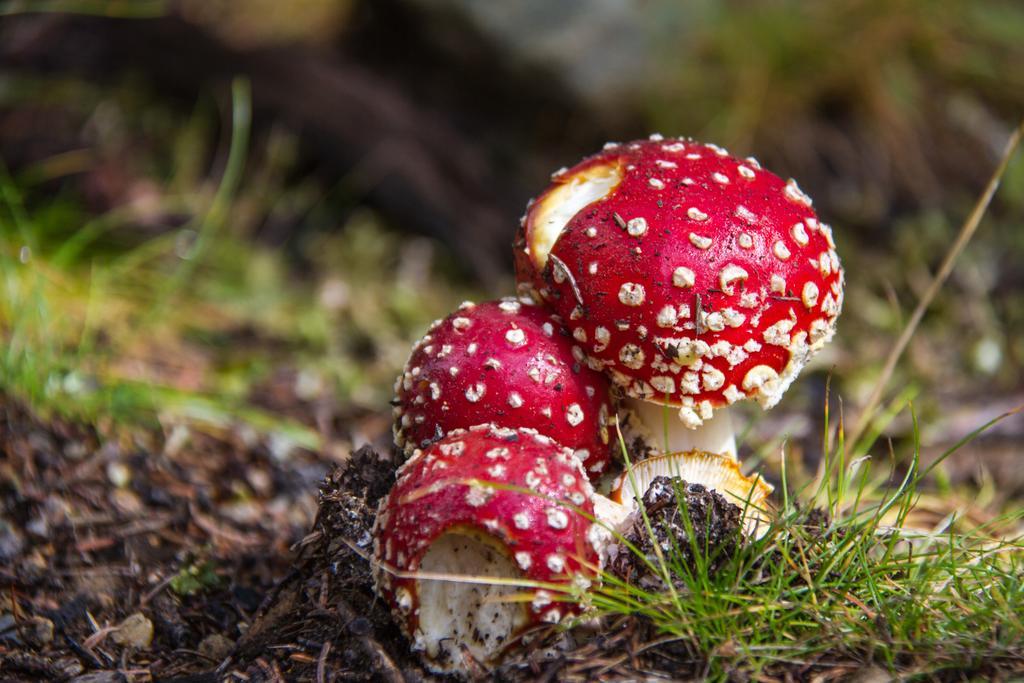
[394,298,615,476]
[514,137,844,426]
[373,424,602,673]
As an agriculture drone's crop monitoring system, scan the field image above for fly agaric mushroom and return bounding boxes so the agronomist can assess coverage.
[373,424,603,674]
[611,450,772,535]
[393,298,615,477]
[514,136,843,459]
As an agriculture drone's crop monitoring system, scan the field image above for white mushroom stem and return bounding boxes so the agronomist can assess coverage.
[625,397,737,460]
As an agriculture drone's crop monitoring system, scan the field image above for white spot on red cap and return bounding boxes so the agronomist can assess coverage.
[672,266,695,288]
[821,292,839,317]
[439,441,465,456]
[719,264,749,294]
[773,240,791,261]
[515,551,532,570]
[791,222,809,246]
[743,365,780,395]
[818,250,833,277]
[785,179,812,207]
[566,403,584,426]
[702,365,725,391]
[396,587,413,613]
[771,274,787,294]
[802,282,820,309]
[618,282,646,306]
[764,317,796,347]
[505,328,526,346]
[735,205,757,224]
[465,484,492,507]
[546,508,569,529]
[689,233,712,250]
[542,608,561,623]
[651,376,676,394]
[687,207,709,221]
[656,305,678,327]
[723,384,744,404]
[465,383,486,402]
[627,217,648,236]
[619,344,645,369]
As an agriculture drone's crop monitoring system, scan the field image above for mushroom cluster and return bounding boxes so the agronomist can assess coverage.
[372,135,844,675]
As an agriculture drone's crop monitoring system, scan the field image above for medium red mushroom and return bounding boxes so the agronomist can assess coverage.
[373,424,604,674]
[611,450,773,536]
[393,298,615,477]
[515,136,843,461]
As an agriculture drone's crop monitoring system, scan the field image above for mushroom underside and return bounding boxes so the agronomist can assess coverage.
[613,451,772,536]
[530,162,621,269]
[416,528,528,670]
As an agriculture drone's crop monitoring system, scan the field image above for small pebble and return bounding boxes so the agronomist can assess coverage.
[198,632,235,661]
[106,461,131,489]
[348,616,372,636]
[23,615,54,646]
[111,612,153,648]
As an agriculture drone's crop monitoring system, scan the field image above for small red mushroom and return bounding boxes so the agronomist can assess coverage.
[393,298,615,477]
[611,450,773,536]
[373,424,604,674]
[514,136,843,458]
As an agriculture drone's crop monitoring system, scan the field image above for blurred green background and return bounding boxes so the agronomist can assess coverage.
[1,0,1022,495]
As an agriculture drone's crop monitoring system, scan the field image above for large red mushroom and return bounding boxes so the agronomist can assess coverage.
[515,136,843,461]
[373,424,604,674]
[393,298,616,477]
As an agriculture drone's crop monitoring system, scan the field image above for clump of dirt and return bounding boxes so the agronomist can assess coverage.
[226,445,421,681]
[608,476,742,591]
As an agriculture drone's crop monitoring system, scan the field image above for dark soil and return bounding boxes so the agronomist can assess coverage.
[0,393,425,682]
[3,395,1017,682]
[607,477,743,592]
[0,394,669,682]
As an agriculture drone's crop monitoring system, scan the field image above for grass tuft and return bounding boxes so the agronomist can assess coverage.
[589,405,1024,678]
